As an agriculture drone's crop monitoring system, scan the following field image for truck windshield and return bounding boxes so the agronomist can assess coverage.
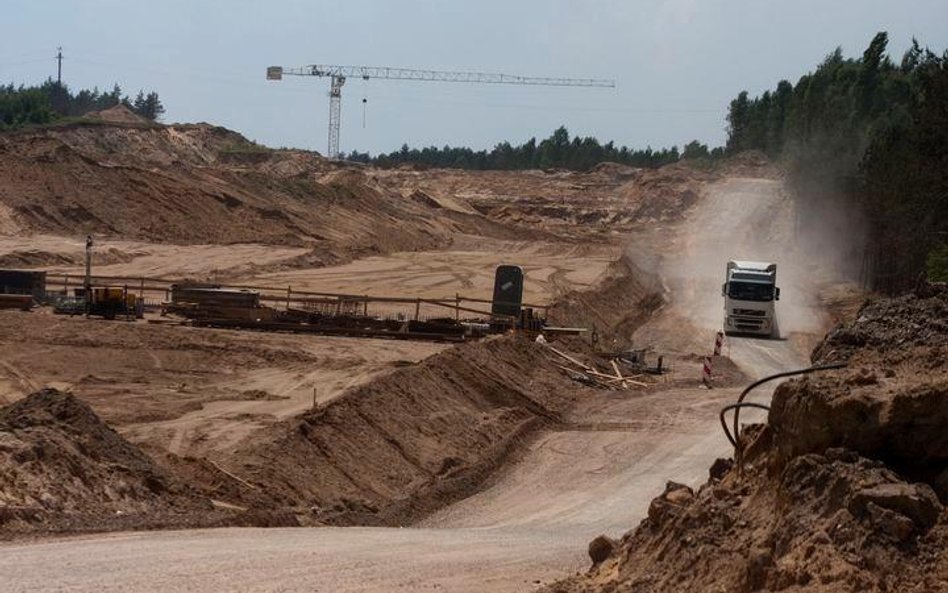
[728,281,774,302]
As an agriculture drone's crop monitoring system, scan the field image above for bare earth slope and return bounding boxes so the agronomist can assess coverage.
[544,285,948,593]
[217,336,584,527]
[0,389,215,535]
[0,122,465,262]
[0,170,838,592]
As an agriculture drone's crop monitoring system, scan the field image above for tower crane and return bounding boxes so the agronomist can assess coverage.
[266,64,615,159]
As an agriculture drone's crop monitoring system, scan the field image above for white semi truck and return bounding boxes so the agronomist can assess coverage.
[721,260,780,337]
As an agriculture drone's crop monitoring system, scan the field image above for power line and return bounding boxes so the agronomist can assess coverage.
[0,57,53,68]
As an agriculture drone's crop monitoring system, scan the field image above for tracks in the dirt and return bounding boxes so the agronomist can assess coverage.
[0,176,833,593]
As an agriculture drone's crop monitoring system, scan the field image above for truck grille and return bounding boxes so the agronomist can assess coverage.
[733,308,766,317]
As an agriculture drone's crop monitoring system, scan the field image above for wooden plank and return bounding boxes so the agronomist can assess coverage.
[610,359,624,380]
[551,363,612,388]
[548,346,592,371]
[586,369,648,387]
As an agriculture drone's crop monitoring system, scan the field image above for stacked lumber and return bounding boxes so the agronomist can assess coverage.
[544,345,649,390]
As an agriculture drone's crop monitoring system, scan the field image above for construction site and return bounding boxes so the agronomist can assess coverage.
[2,9,948,591]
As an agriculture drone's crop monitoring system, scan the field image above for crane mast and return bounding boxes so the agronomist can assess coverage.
[266,64,615,159]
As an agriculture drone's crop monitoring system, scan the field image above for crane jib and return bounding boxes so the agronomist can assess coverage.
[266,63,617,159]
[291,65,615,88]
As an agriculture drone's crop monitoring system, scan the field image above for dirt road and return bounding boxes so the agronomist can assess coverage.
[0,387,740,593]
[0,178,834,592]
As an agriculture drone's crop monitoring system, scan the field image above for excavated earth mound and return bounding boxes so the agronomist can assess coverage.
[216,336,585,526]
[85,104,149,125]
[549,254,664,350]
[0,335,591,537]
[545,284,948,593]
[0,388,215,536]
[365,157,733,244]
[0,121,513,263]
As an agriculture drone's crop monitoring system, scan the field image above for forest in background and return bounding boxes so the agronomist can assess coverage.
[726,32,947,289]
[0,79,164,129]
[345,127,713,171]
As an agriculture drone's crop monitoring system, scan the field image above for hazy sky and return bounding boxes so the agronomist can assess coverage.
[3,1,948,156]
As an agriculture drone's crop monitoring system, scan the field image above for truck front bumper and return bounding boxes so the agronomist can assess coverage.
[724,315,772,335]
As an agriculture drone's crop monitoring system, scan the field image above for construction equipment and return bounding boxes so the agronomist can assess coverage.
[166,284,274,323]
[721,260,780,337]
[170,284,261,309]
[87,287,140,320]
[491,265,524,318]
[0,269,46,310]
[266,64,616,159]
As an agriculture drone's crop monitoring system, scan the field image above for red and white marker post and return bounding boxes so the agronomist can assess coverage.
[703,330,725,388]
[702,355,713,388]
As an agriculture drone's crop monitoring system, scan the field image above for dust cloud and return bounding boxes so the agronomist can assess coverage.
[625,177,865,373]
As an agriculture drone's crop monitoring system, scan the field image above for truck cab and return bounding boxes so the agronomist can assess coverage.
[722,260,780,337]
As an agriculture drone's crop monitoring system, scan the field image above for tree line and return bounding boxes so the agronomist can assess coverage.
[725,32,947,288]
[346,126,719,171]
[0,79,165,129]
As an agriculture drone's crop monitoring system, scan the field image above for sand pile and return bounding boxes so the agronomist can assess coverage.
[549,254,664,349]
[0,122,477,257]
[615,161,714,224]
[221,336,584,526]
[0,388,212,535]
[85,104,148,125]
[365,155,747,247]
[545,284,948,593]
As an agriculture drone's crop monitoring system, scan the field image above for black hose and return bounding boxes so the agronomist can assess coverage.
[719,402,771,448]
[728,362,847,475]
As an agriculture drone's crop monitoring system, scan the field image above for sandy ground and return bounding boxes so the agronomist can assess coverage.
[0,234,617,320]
[0,234,312,278]
[0,235,619,304]
[0,386,747,593]
[0,176,836,592]
[229,239,616,306]
[0,310,448,458]
[0,234,615,458]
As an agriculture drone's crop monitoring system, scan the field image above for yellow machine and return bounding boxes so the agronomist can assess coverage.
[87,287,139,320]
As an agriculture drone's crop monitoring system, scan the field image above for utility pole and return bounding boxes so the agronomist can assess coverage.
[56,46,63,86]
[84,235,93,292]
